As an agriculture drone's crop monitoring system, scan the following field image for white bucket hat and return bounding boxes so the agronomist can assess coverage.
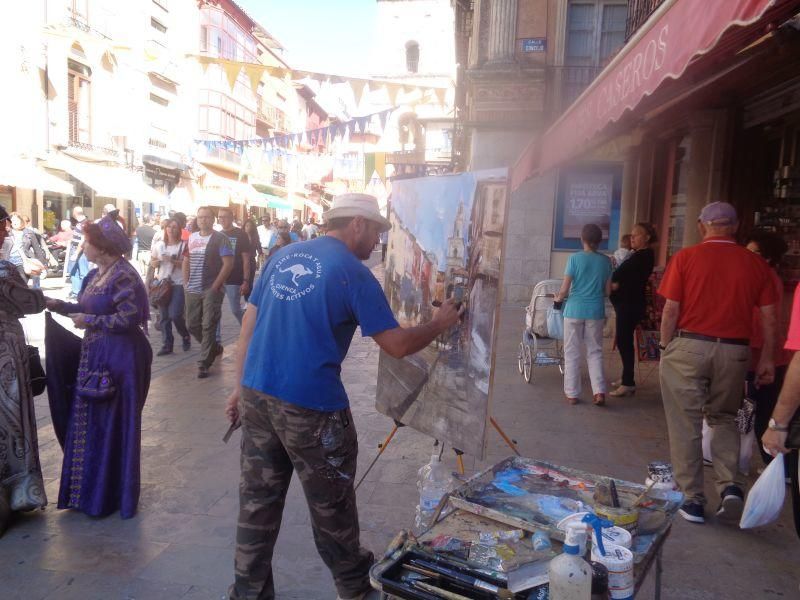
[323,193,391,232]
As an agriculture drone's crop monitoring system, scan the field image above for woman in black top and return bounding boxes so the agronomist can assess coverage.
[609,223,657,397]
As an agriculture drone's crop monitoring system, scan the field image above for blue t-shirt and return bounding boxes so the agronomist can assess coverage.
[563,251,612,320]
[243,236,399,411]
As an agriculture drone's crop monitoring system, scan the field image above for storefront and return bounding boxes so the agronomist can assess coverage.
[509,0,800,301]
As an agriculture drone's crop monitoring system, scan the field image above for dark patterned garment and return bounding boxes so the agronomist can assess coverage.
[0,260,46,536]
[49,258,152,519]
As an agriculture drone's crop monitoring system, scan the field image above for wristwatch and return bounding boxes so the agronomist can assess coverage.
[768,418,789,432]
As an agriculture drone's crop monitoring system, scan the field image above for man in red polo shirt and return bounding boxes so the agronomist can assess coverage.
[658,201,778,524]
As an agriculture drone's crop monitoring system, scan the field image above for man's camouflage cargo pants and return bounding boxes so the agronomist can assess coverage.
[228,388,374,600]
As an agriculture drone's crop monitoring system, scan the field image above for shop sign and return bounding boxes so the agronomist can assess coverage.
[522,38,546,53]
[553,164,622,251]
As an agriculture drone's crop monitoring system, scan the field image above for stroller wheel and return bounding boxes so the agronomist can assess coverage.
[517,342,525,375]
[523,344,533,383]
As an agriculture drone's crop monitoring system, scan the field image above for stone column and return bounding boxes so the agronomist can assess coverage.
[487,0,518,64]
[683,111,726,247]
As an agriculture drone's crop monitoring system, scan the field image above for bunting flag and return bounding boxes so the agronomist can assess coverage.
[244,64,266,92]
[223,61,242,91]
[434,88,447,106]
[184,54,451,102]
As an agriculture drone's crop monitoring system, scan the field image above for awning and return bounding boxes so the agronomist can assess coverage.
[0,157,75,195]
[46,153,167,203]
[512,0,800,190]
[198,169,262,208]
[303,198,324,214]
[266,194,293,210]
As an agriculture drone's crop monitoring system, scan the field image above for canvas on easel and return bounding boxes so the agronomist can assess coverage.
[376,169,508,459]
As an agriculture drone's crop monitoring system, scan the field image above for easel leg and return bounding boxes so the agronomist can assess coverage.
[490,417,520,456]
[654,545,663,600]
[355,422,403,491]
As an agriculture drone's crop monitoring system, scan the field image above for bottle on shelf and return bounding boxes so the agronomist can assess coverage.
[414,454,453,533]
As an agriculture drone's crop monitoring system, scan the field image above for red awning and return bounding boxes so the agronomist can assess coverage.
[511,0,800,191]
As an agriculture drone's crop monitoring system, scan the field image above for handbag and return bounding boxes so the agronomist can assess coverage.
[148,278,173,309]
[22,254,46,277]
[546,304,564,340]
[27,345,46,396]
[76,368,116,400]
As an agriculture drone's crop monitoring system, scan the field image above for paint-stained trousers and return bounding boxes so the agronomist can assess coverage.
[229,388,373,600]
[660,337,749,504]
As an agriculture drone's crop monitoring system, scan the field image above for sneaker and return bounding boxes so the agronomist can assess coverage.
[716,486,744,523]
[182,336,191,352]
[678,501,705,524]
[156,347,173,357]
[197,365,209,379]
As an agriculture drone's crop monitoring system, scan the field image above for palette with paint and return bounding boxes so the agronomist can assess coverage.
[447,457,683,562]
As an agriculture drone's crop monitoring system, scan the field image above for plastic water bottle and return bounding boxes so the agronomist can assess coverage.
[414,454,453,532]
[548,524,592,600]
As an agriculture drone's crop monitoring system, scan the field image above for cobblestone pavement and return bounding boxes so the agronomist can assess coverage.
[2,255,798,599]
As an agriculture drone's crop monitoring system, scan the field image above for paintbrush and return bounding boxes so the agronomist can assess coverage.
[632,480,657,508]
[409,558,515,599]
[609,479,620,508]
[412,580,474,600]
[382,530,409,560]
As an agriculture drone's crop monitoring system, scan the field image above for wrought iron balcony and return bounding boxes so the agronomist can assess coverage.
[626,0,667,40]
[66,140,120,158]
[546,65,604,116]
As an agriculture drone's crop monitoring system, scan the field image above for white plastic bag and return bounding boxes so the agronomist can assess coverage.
[546,306,564,340]
[702,419,754,475]
[739,453,786,529]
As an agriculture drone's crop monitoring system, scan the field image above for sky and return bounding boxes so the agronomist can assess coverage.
[236,0,378,76]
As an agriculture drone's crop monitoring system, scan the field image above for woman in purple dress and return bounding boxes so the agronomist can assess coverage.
[46,212,152,519]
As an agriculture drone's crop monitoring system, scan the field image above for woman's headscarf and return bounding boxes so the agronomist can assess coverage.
[97,210,132,255]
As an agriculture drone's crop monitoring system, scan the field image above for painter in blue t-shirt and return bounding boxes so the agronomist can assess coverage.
[563,251,613,320]
[243,236,399,411]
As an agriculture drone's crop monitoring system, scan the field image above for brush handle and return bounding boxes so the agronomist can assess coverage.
[410,558,500,594]
[413,580,474,600]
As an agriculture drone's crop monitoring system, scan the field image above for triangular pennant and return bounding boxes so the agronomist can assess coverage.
[379,110,390,130]
[223,60,242,91]
[434,88,446,106]
[386,83,402,106]
[350,79,367,104]
[243,64,266,92]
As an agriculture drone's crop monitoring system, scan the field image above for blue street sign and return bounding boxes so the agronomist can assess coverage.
[522,38,546,53]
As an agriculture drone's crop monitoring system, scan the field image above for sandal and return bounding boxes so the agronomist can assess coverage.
[593,393,606,406]
[566,396,579,405]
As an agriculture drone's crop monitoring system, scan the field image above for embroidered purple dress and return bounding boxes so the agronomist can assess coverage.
[50,259,152,518]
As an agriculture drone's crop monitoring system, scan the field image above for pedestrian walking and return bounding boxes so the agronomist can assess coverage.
[135,214,156,276]
[302,217,319,240]
[608,223,657,397]
[151,219,190,355]
[183,206,233,379]
[224,193,463,600]
[216,207,252,334]
[0,206,47,537]
[256,214,275,266]
[658,201,778,525]
[67,206,90,300]
[554,223,613,406]
[242,219,260,302]
[743,232,792,468]
[45,210,152,519]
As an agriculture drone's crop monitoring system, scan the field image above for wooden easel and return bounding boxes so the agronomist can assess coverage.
[354,417,520,491]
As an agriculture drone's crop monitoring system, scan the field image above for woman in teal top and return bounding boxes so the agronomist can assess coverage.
[554,224,612,406]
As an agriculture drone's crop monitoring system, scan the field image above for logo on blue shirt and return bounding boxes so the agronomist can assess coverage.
[269,251,322,301]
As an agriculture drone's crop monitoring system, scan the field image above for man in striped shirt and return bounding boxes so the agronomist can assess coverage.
[183,206,234,379]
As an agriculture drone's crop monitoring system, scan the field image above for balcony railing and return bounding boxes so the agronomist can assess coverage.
[546,65,604,116]
[626,0,667,40]
[256,97,289,133]
[66,140,120,158]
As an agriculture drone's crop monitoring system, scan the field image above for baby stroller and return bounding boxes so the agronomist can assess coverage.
[518,279,564,383]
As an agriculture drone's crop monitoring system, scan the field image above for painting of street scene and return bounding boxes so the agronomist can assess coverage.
[376,171,507,458]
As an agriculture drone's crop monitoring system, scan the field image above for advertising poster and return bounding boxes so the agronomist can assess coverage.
[553,164,622,251]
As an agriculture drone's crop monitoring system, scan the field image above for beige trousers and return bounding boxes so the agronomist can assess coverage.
[659,336,749,504]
